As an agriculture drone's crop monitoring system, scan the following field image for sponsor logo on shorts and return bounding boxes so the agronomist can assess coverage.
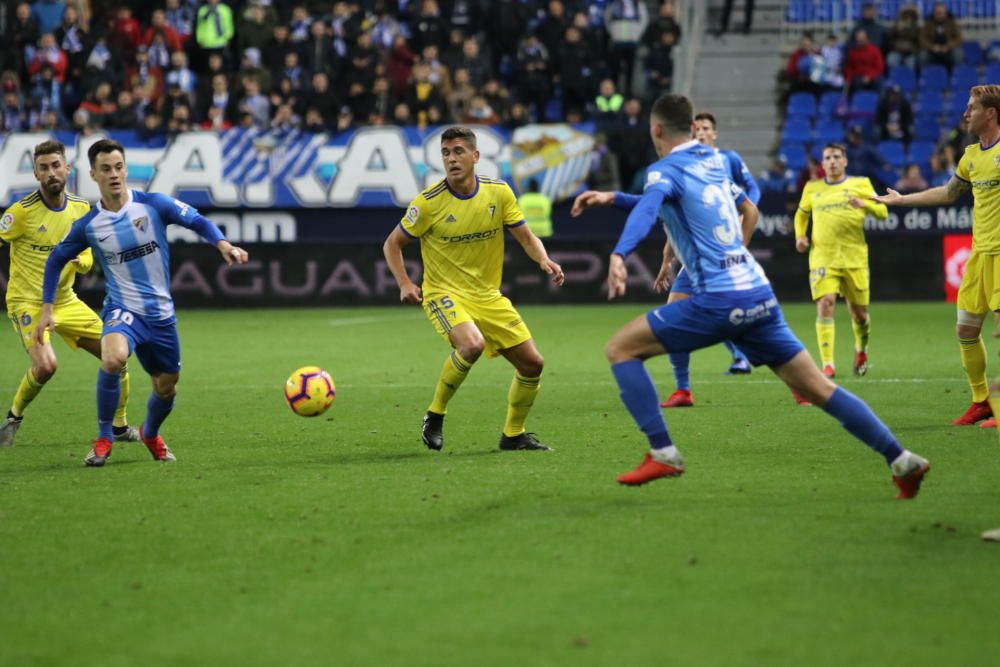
[729,297,778,326]
[20,313,31,326]
[508,318,522,328]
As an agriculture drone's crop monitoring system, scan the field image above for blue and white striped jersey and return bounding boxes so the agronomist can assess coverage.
[44,190,224,322]
[643,140,769,294]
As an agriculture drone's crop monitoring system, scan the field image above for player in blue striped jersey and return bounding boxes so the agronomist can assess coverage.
[36,139,249,466]
[603,94,930,499]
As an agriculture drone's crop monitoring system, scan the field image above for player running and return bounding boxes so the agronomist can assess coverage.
[603,93,929,499]
[36,139,249,466]
[795,143,886,378]
[1,140,138,447]
[873,85,1000,427]
[383,126,565,452]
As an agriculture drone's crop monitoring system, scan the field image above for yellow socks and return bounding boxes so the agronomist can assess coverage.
[502,372,541,437]
[113,365,131,428]
[852,316,871,352]
[816,317,835,368]
[10,369,44,417]
[959,336,989,403]
[428,351,473,414]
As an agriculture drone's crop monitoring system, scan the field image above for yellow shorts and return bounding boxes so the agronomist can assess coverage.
[957,249,1000,315]
[7,298,102,351]
[809,266,870,305]
[422,292,532,358]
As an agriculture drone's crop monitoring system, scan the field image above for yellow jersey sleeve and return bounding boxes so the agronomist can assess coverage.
[400,193,435,238]
[956,145,973,182]
[793,181,815,238]
[0,203,26,245]
[500,183,525,228]
[74,247,94,274]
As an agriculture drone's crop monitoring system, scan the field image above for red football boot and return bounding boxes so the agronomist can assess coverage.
[892,455,930,500]
[791,389,812,406]
[660,389,694,408]
[980,417,997,428]
[952,400,992,425]
[84,438,113,467]
[617,452,685,486]
[854,351,869,376]
[140,426,177,461]
[822,364,836,378]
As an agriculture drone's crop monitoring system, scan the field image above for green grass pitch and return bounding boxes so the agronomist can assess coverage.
[1,302,998,666]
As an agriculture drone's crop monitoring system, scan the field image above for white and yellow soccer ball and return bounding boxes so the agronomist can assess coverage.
[284,366,336,417]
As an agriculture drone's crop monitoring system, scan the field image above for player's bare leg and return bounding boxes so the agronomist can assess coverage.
[955,315,993,425]
[1,343,58,447]
[86,333,130,466]
[140,372,178,461]
[606,314,685,484]
[77,336,139,442]
[773,350,929,499]
[846,301,871,376]
[815,293,837,378]
[497,338,550,451]
[423,322,484,450]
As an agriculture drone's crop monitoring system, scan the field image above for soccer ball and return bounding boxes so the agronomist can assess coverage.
[284,366,336,417]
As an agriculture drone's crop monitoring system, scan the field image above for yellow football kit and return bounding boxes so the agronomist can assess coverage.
[1,190,99,349]
[400,176,531,356]
[794,175,886,305]
[955,138,1000,315]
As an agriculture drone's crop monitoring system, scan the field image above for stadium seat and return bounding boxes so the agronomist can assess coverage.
[908,141,936,168]
[975,0,998,17]
[816,0,844,22]
[919,65,948,90]
[787,92,818,120]
[815,119,845,143]
[987,39,1000,62]
[951,65,980,92]
[819,91,845,118]
[914,115,942,142]
[786,0,816,22]
[887,66,917,95]
[849,91,879,116]
[782,118,813,144]
[914,91,945,116]
[779,143,808,171]
[986,63,1000,83]
[962,40,984,66]
[878,0,902,21]
[877,140,906,169]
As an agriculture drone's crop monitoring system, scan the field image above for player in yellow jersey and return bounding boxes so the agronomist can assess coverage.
[0,140,137,446]
[873,85,1000,426]
[795,142,887,379]
[383,126,565,451]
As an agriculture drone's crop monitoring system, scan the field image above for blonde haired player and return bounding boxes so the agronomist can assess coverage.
[1,140,137,446]
[795,142,887,378]
[383,126,565,451]
[874,85,1000,427]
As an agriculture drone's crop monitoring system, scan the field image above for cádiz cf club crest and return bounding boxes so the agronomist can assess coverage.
[509,124,594,203]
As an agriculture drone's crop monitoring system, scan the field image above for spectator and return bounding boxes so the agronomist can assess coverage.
[303,107,325,132]
[146,31,172,70]
[196,52,228,107]
[515,33,550,120]
[594,77,624,134]
[54,4,88,88]
[369,77,394,124]
[196,0,235,61]
[481,78,511,122]
[370,7,402,51]
[2,88,28,132]
[921,2,962,72]
[160,80,193,126]
[796,154,824,191]
[112,6,142,62]
[330,2,363,58]
[786,33,821,93]
[558,26,598,117]
[145,9,184,52]
[78,81,117,128]
[237,2,272,55]
[457,38,492,91]
[642,2,682,49]
[198,72,235,123]
[929,151,954,186]
[336,105,356,132]
[895,163,928,192]
[644,26,676,97]
[612,98,651,190]
[820,32,844,89]
[588,133,621,191]
[875,84,913,142]
[138,111,165,143]
[239,47,271,94]
[421,44,451,97]
[940,117,976,157]
[288,5,313,44]
[387,34,416,99]
[406,61,446,127]
[486,0,529,74]
[202,103,232,131]
[125,45,164,106]
[165,0,196,46]
[537,1,570,56]
[504,101,529,130]
[27,63,61,124]
[848,2,886,50]
[846,124,893,187]
[165,50,197,99]
[446,0,482,35]
[448,67,476,121]
[31,0,65,36]
[410,0,446,54]
[278,50,306,92]
[844,29,884,95]
[303,71,339,128]
[269,102,300,131]
[886,5,921,70]
[167,102,194,137]
[9,3,40,79]
[465,95,500,124]
[301,18,337,78]
[70,106,95,135]
[605,0,648,97]
[759,156,797,194]
[392,101,413,125]
[83,35,114,92]
[572,10,608,67]
[29,33,68,84]
[264,24,294,74]
[237,76,269,127]
[109,89,139,129]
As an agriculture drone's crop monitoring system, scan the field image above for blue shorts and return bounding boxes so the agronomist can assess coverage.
[646,286,805,367]
[101,304,181,375]
[671,266,694,296]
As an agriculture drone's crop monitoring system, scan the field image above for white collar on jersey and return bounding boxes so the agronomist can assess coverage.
[97,188,133,214]
[670,139,700,154]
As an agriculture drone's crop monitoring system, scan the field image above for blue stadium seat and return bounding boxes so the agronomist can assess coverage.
[849,91,879,116]
[951,65,980,92]
[986,63,1000,83]
[782,118,813,144]
[974,0,998,17]
[944,0,967,17]
[987,39,1000,62]
[878,0,902,21]
[915,91,945,116]
[962,40,984,66]
[787,92,818,120]
[779,143,808,171]
[877,140,906,169]
[819,91,845,118]
[914,115,942,142]
[786,0,816,22]
[816,0,844,22]
[815,119,845,143]
[887,66,917,94]
[919,65,948,90]
[909,141,936,168]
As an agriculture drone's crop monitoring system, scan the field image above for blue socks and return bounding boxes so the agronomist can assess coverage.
[724,340,749,363]
[611,360,673,449]
[143,393,175,439]
[821,387,904,464]
[668,352,691,391]
[96,369,121,441]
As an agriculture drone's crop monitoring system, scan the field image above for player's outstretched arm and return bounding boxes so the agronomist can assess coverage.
[508,223,564,286]
[570,190,615,217]
[872,177,969,207]
[382,225,422,303]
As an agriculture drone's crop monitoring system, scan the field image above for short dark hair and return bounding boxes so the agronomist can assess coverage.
[87,139,126,167]
[694,112,717,128]
[33,139,66,162]
[650,94,694,136]
[823,142,847,156]
[440,125,477,148]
